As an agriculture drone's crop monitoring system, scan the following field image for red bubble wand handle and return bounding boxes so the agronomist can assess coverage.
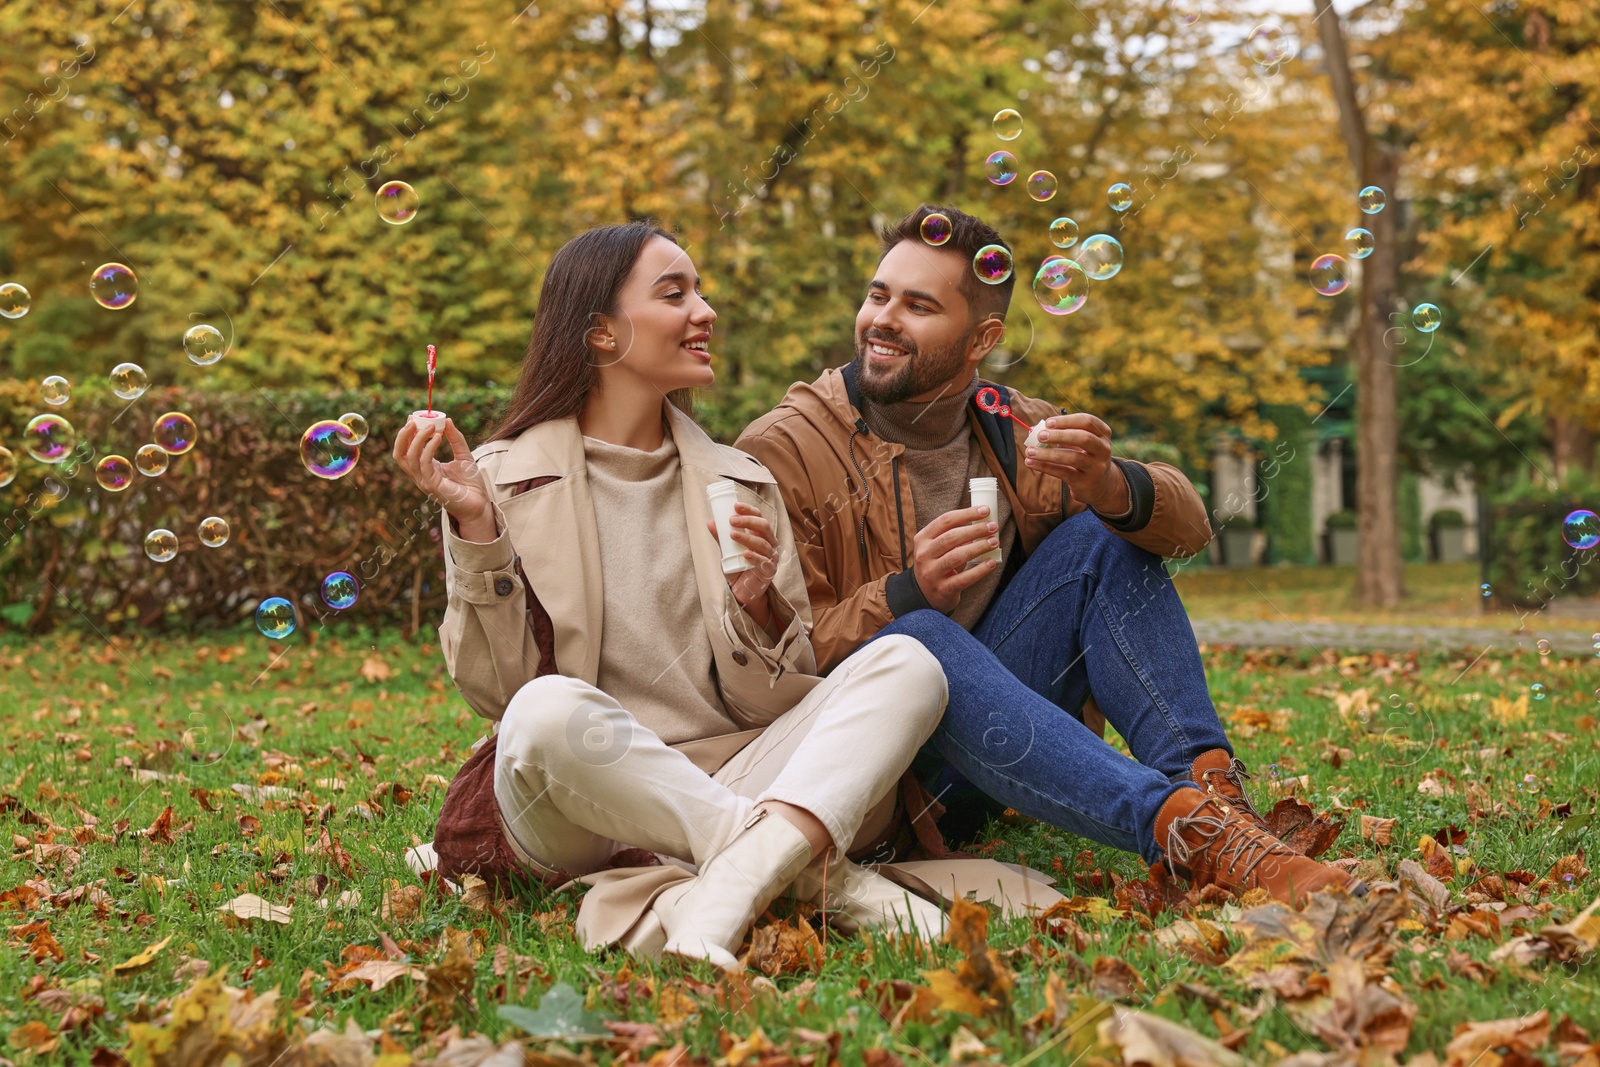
[975,386,1032,431]
[426,344,437,416]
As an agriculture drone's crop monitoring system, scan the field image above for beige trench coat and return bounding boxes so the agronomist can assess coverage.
[430,403,1069,952]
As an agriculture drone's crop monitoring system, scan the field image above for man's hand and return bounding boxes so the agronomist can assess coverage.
[910,506,1001,614]
[1025,413,1130,516]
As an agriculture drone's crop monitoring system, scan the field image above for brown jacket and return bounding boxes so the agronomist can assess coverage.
[736,364,1213,674]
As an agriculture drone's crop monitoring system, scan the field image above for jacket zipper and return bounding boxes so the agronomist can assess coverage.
[849,419,872,562]
[892,457,907,568]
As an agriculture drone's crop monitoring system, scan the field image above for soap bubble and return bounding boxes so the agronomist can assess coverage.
[41,376,71,406]
[1562,509,1600,550]
[337,412,369,445]
[256,597,297,639]
[153,412,198,455]
[984,151,1019,186]
[920,212,952,246]
[90,262,138,309]
[1537,639,1552,655]
[199,516,230,548]
[1412,303,1441,333]
[375,180,420,225]
[1049,217,1079,249]
[1481,582,1493,597]
[1531,683,1547,700]
[143,528,177,563]
[1107,183,1134,212]
[0,447,14,489]
[1523,773,1538,789]
[110,362,149,400]
[972,245,1014,285]
[1389,693,1402,707]
[1267,763,1280,778]
[95,455,133,491]
[1245,24,1292,65]
[1077,234,1124,281]
[992,108,1023,141]
[134,444,169,477]
[1310,253,1349,296]
[1032,256,1088,316]
[23,414,75,463]
[0,282,30,319]
[301,419,360,479]
[1345,227,1374,259]
[321,571,359,610]
[1026,170,1058,202]
[183,324,226,365]
[1359,186,1386,214]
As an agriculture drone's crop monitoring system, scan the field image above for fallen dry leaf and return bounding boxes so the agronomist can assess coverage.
[344,959,427,992]
[359,654,393,683]
[379,881,424,922]
[112,934,174,975]
[1097,1004,1246,1067]
[1444,1009,1549,1067]
[219,894,292,925]
[1360,815,1397,846]
[744,915,823,977]
[124,971,287,1067]
[1262,797,1346,858]
[1091,955,1144,1000]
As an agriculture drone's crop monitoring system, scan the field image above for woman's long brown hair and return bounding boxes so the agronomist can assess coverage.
[485,221,694,444]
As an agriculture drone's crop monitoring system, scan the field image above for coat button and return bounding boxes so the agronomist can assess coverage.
[731,649,749,666]
[494,577,515,597]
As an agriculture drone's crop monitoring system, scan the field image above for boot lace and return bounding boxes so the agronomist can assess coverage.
[1165,798,1294,886]
[1201,757,1266,823]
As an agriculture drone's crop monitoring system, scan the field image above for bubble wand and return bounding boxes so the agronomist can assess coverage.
[976,386,1080,452]
[411,343,446,429]
[426,344,437,415]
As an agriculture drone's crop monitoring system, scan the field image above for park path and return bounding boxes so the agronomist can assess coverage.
[1190,618,1598,655]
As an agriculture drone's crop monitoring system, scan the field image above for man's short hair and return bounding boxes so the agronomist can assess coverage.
[879,204,1014,326]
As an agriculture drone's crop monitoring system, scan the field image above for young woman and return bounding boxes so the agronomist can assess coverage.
[392,221,948,969]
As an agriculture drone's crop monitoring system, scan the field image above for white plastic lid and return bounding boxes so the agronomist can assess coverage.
[970,476,999,491]
[705,479,740,498]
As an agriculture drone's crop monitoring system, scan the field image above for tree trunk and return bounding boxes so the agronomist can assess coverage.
[1316,0,1405,607]
[1550,414,1596,481]
[1354,145,1404,606]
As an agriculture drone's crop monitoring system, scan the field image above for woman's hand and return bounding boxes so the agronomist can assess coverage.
[392,417,494,533]
[706,502,780,627]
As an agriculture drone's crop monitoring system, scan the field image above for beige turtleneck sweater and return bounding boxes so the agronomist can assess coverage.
[862,375,1013,632]
[583,430,741,745]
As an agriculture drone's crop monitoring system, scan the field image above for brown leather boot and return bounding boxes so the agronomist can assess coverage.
[1154,787,1365,906]
[1189,750,1275,838]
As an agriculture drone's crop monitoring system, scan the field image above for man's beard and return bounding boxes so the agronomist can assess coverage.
[854,328,970,406]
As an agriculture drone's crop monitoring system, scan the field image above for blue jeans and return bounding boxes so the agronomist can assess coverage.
[873,510,1229,864]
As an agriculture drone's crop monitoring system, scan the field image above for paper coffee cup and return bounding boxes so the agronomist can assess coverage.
[969,477,1003,566]
[706,480,753,575]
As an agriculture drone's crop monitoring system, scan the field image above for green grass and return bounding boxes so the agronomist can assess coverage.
[1,625,1597,1062]
[1172,560,1600,632]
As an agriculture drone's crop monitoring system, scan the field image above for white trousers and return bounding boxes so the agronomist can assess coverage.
[493,634,948,877]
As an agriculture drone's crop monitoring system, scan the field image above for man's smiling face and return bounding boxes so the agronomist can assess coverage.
[852,241,978,406]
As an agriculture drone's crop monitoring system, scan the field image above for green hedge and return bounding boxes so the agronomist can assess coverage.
[1482,471,1600,610]
[0,382,512,634]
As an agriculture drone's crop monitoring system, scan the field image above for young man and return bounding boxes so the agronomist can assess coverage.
[736,204,1362,905]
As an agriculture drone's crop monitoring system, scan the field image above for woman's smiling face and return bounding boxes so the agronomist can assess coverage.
[593,236,718,395]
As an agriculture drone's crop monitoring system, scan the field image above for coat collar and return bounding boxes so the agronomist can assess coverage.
[487,402,770,486]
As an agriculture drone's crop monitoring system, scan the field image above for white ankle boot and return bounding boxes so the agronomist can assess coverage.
[661,808,814,970]
[793,854,946,943]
